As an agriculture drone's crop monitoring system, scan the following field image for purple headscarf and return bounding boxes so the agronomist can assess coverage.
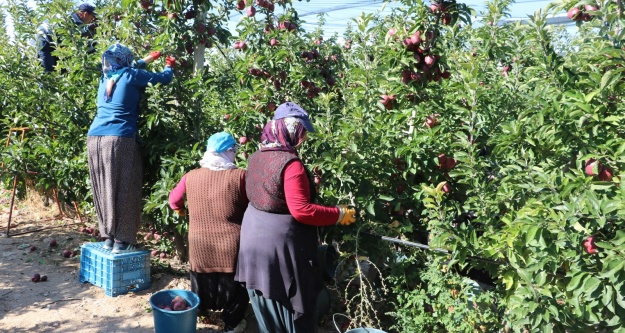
[260,118,307,152]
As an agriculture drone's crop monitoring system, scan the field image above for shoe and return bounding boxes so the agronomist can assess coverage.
[224,319,246,333]
[112,241,138,253]
[103,238,114,250]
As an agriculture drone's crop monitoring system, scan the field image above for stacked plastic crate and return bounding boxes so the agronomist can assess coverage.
[79,242,151,297]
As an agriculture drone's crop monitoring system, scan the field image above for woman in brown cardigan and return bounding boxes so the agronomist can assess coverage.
[169,132,248,333]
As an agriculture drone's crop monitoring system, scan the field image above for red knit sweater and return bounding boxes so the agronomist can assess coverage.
[283,160,339,226]
[170,162,340,227]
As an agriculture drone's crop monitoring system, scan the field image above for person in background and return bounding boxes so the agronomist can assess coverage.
[235,102,357,333]
[36,3,97,72]
[87,43,175,253]
[169,132,249,333]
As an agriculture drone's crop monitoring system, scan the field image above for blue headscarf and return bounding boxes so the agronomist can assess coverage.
[102,43,134,101]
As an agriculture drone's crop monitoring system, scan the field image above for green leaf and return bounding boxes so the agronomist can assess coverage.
[535,271,547,286]
[365,202,375,216]
[581,276,601,295]
[567,272,586,292]
[585,89,600,102]
[525,225,539,243]
[600,260,624,280]
[503,271,515,290]
[378,195,394,201]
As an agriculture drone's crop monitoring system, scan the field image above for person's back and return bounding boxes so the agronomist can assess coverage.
[168,132,250,333]
[37,3,97,72]
[185,167,247,273]
[36,18,57,72]
[88,67,173,138]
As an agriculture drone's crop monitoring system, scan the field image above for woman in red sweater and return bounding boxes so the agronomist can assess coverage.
[235,102,356,333]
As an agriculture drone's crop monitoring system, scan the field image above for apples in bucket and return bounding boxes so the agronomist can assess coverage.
[155,295,192,311]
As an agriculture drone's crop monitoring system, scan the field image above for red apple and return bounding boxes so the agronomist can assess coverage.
[425,30,435,42]
[62,250,71,258]
[160,252,167,259]
[387,27,397,36]
[236,0,245,10]
[425,114,440,128]
[583,236,597,254]
[442,13,452,25]
[151,250,159,257]
[29,245,36,252]
[40,275,47,282]
[567,7,581,20]
[438,154,457,170]
[167,12,178,20]
[410,32,422,45]
[585,159,602,176]
[246,6,256,17]
[239,136,249,145]
[314,176,322,185]
[584,4,598,11]
[32,273,41,282]
[207,27,216,36]
[410,72,423,82]
[430,2,446,13]
[424,55,436,67]
[140,0,152,10]
[442,182,451,193]
[49,239,57,247]
[598,167,613,181]
[326,77,336,86]
[184,10,195,20]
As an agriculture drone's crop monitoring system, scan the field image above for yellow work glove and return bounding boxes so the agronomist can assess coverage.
[174,208,186,217]
[336,204,356,226]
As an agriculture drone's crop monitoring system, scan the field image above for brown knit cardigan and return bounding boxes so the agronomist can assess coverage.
[185,168,248,273]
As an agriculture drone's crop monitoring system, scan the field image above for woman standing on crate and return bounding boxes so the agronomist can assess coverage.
[87,43,175,253]
[235,102,357,333]
[168,132,249,333]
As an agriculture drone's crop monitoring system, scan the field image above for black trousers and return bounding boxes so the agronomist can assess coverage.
[247,289,318,333]
[190,272,249,330]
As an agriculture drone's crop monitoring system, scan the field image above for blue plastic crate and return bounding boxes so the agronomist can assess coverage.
[79,242,151,297]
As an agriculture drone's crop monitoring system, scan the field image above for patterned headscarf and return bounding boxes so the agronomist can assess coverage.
[260,117,307,153]
[102,43,134,101]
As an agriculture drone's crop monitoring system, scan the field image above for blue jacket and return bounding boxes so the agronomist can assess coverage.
[87,67,174,138]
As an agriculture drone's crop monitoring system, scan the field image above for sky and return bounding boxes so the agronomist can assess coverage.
[229,0,572,37]
[0,0,574,40]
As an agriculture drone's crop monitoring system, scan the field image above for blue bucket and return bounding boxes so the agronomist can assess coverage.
[150,289,200,333]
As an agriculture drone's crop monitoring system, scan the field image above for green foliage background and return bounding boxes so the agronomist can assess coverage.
[1,0,625,331]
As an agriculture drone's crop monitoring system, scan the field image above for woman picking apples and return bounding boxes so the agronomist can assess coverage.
[168,132,249,333]
[87,43,175,253]
[235,102,356,333]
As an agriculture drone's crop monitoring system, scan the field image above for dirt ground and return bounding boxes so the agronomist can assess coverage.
[0,188,341,333]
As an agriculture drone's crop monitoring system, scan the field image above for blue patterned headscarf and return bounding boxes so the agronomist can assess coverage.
[102,43,134,101]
